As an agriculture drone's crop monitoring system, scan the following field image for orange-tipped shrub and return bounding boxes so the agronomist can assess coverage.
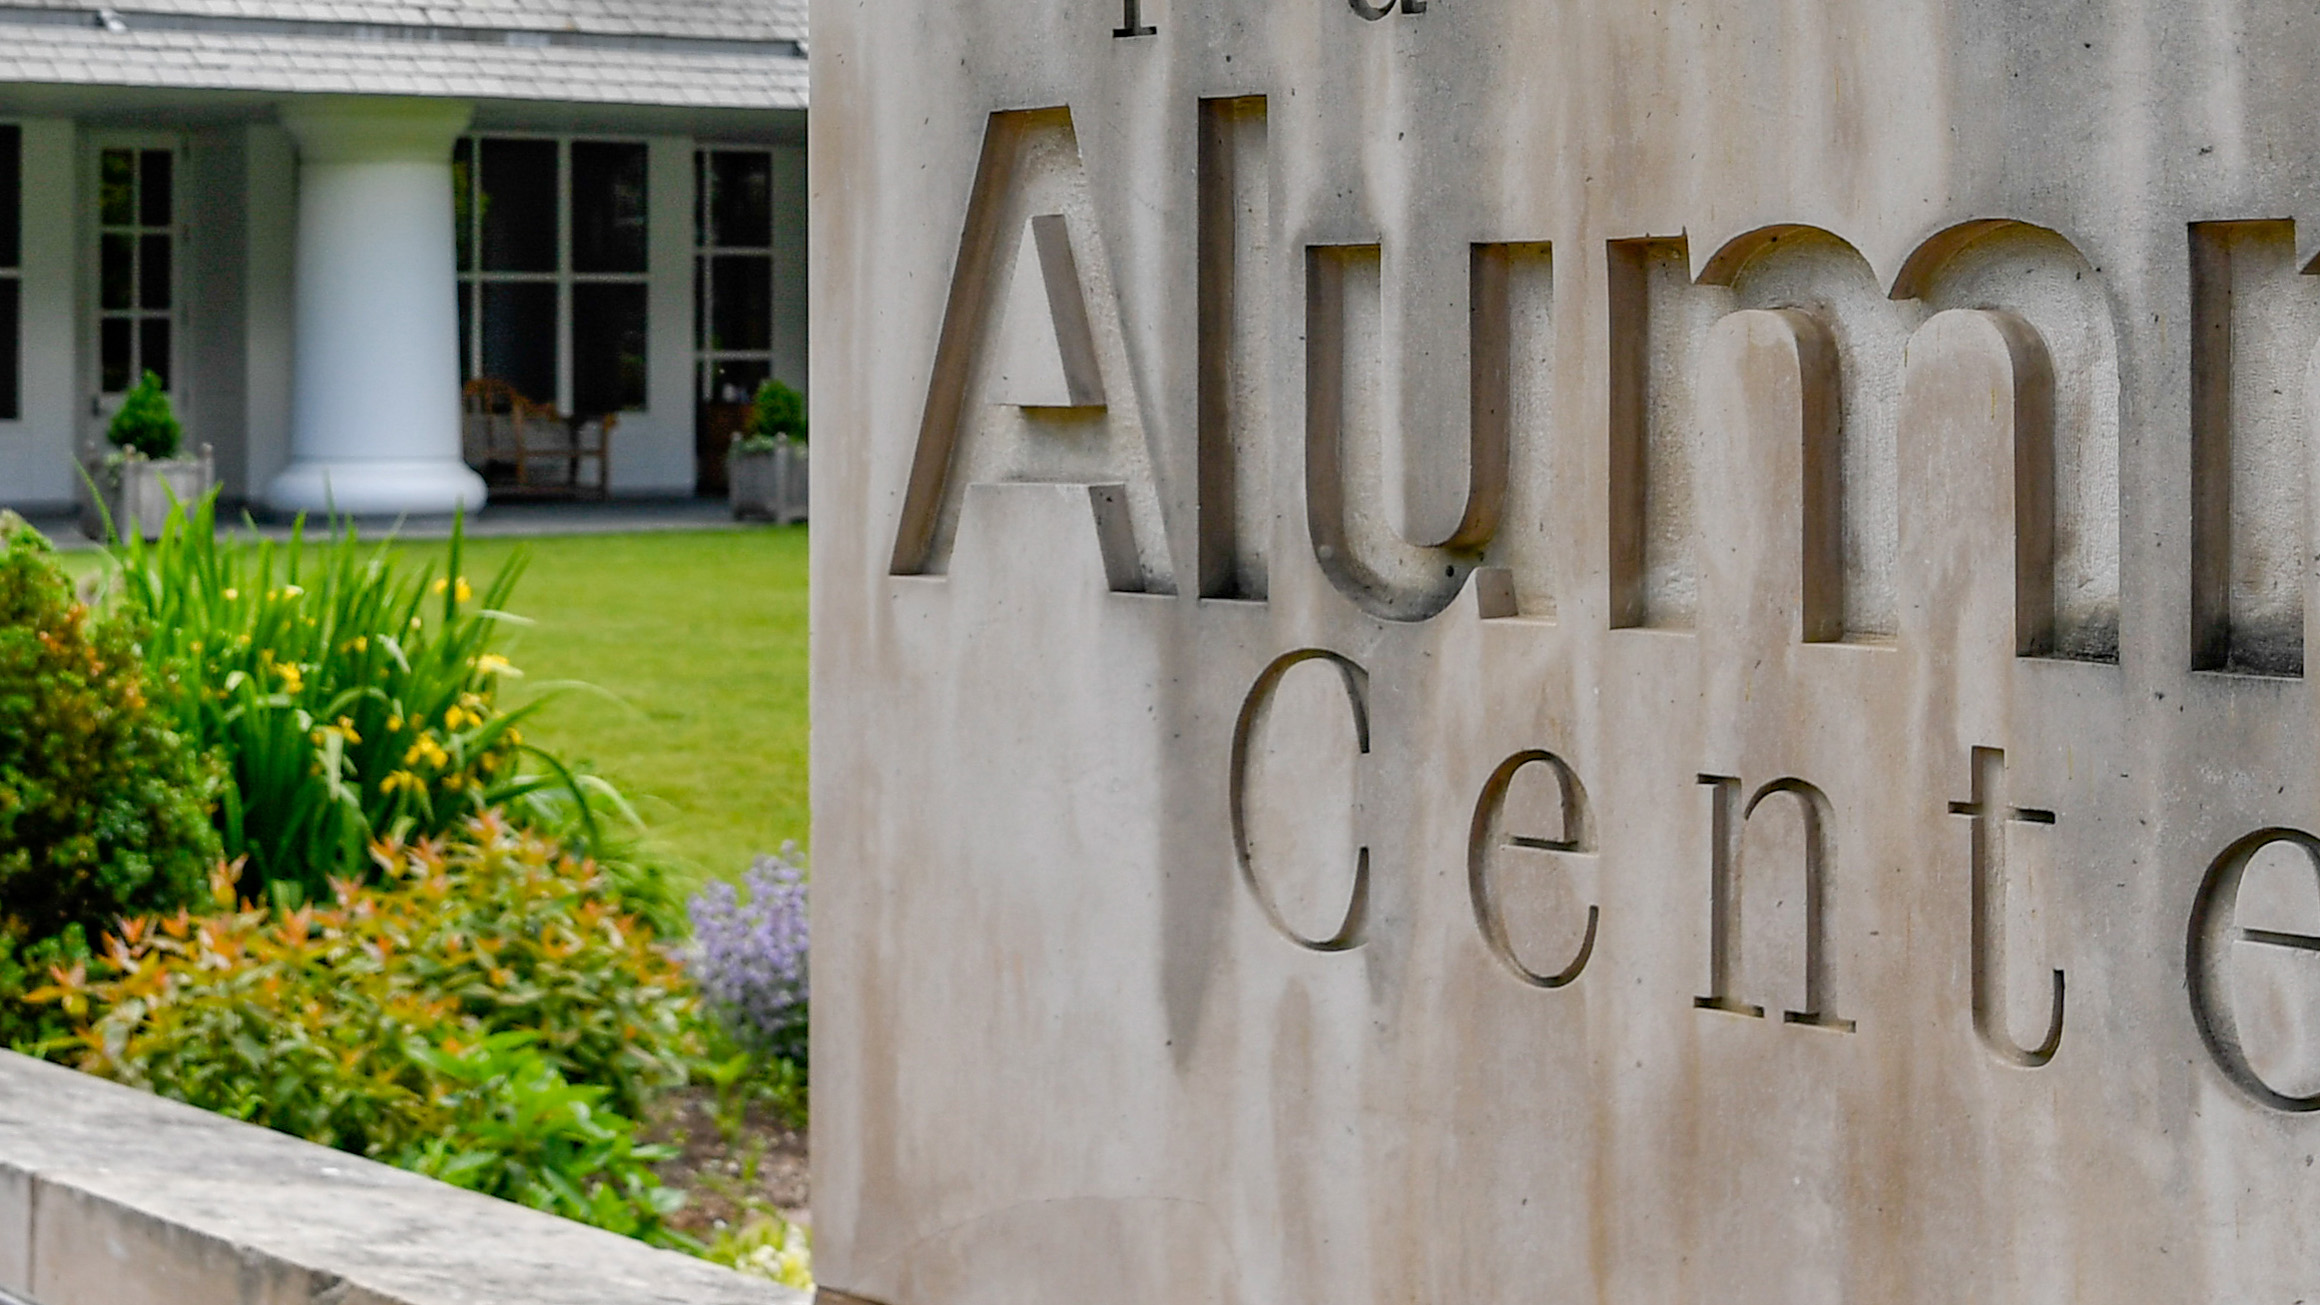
[35,816,700,1242]
[0,514,219,1045]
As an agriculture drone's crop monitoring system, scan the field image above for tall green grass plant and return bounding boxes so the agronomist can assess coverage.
[103,495,609,902]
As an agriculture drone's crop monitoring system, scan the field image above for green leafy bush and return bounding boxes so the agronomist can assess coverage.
[738,379,806,452]
[0,514,219,1043]
[106,496,608,902]
[106,371,183,460]
[398,1032,683,1240]
[34,817,700,1242]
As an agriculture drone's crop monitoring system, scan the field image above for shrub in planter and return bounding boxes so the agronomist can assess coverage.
[730,380,808,524]
[0,514,220,1043]
[33,816,699,1242]
[748,379,807,446]
[108,371,183,459]
[686,847,809,1067]
[84,372,211,542]
[108,498,615,903]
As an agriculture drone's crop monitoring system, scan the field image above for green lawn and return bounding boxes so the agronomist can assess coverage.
[419,527,810,890]
[55,522,806,890]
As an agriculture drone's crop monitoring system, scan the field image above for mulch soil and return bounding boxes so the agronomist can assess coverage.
[646,1086,810,1237]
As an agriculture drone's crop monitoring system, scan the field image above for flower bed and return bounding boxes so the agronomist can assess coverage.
[0,504,814,1290]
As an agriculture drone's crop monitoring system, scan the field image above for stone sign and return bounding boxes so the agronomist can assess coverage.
[811,2,2320,1300]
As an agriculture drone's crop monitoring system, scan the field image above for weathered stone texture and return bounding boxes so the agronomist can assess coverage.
[812,3,2320,1301]
[0,1053,802,1305]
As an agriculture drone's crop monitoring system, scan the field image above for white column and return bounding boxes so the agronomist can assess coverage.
[265,97,484,516]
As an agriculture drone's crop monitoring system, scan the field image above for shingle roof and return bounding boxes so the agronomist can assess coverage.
[0,0,804,44]
[0,24,806,108]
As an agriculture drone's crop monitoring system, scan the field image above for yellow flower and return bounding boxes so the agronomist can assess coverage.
[275,662,304,693]
[402,736,449,770]
[444,706,471,730]
[222,588,238,600]
[430,577,448,595]
[283,584,304,598]
[379,770,423,795]
[454,578,473,604]
[335,716,362,745]
[474,654,515,678]
[386,715,403,733]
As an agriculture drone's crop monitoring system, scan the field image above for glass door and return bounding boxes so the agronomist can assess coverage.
[694,147,775,494]
[86,134,179,453]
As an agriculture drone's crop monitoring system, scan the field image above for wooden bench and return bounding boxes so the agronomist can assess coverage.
[461,378,616,499]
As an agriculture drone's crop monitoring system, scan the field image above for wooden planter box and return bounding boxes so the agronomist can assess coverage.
[729,442,808,523]
[79,446,214,541]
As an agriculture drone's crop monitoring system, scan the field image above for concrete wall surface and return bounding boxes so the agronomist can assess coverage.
[0,1052,804,1305]
[811,1,2320,1301]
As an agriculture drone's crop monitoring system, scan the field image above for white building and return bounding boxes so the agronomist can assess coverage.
[0,0,806,515]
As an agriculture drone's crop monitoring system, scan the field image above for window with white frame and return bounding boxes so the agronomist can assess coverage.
[452,136,649,417]
[694,148,776,404]
[95,143,173,400]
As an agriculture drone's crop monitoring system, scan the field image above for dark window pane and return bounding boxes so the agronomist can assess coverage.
[139,234,171,309]
[0,280,19,420]
[452,138,474,272]
[99,150,134,227]
[0,127,21,269]
[100,233,133,310]
[709,254,771,351]
[480,280,557,404]
[139,151,172,227]
[692,150,705,247]
[709,358,770,405]
[100,318,131,392]
[573,282,648,414]
[479,139,559,273]
[692,256,704,350]
[709,151,771,248]
[140,318,170,391]
[571,141,648,274]
[457,283,473,379]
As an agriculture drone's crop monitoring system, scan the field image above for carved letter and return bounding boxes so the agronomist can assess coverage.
[1946,746,2065,1068]
[1197,95,1270,599]
[1695,774,1853,1031]
[1694,774,1758,1017]
[890,108,1170,591]
[1304,242,1527,621]
[1467,750,1597,988]
[1229,650,1370,951]
[1112,0,1154,36]
[2189,220,2310,676]
[2187,827,2320,1111]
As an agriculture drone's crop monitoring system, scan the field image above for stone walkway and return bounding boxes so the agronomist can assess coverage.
[18,496,764,551]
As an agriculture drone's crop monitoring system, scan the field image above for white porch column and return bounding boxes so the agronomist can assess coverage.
[265,97,484,516]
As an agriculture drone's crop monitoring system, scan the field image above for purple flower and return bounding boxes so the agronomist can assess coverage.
[686,846,809,1064]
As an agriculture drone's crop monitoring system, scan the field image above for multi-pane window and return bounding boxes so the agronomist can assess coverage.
[453,137,649,416]
[695,149,775,403]
[97,146,172,396]
[0,126,19,420]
